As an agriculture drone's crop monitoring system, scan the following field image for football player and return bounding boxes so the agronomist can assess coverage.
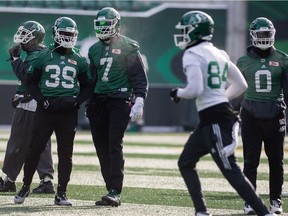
[86,7,148,207]
[237,17,288,215]
[0,21,55,194]
[170,11,276,216]
[14,17,92,206]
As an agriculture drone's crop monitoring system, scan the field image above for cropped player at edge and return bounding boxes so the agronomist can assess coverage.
[237,17,288,215]
[170,10,276,216]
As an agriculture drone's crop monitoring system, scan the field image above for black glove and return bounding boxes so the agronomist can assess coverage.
[43,99,50,109]
[170,88,180,104]
[8,44,21,61]
[73,98,80,109]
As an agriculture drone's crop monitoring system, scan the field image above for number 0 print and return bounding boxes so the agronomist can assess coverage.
[255,70,272,92]
[207,61,228,89]
[45,65,76,89]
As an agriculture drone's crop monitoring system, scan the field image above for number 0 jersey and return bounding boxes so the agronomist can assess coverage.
[27,44,89,97]
[183,42,230,111]
[237,46,288,102]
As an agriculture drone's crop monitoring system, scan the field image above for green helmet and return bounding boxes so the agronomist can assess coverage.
[249,17,275,50]
[94,7,120,40]
[52,17,78,48]
[174,10,214,50]
[14,20,45,46]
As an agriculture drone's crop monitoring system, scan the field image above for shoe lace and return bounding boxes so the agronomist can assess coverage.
[19,186,29,196]
[58,193,68,200]
[271,199,281,208]
[109,189,119,196]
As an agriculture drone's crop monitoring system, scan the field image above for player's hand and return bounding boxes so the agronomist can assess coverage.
[130,97,144,122]
[170,88,180,104]
[43,99,50,109]
[8,44,21,61]
[73,97,80,109]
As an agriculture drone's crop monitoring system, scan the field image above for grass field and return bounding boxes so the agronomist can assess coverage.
[0,129,288,215]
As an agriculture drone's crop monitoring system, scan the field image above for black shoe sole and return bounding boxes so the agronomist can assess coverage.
[32,189,55,194]
[95,200,110,206]
[102,196,121,207]
[0,188,16,192]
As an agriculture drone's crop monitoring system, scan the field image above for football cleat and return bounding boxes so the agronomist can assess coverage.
[270,199,283,214]
[14,185,30,204]
[195,212,212,216]
[101,189,121,207]
[244,204,255,215]
[54,192,72,206]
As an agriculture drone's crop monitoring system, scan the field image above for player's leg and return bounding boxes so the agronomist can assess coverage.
[263,112,285,214]
[34,138,55,194]
[99,99,130,207]
[210,121,270,216]
[15,110,53,204]
[53,110,77,206]
[178,126,210,214]
[88,98,110,187]
[241,108,263,189]
[1,109,35,192]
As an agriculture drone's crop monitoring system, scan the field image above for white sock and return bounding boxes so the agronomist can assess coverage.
[43,176,52,183]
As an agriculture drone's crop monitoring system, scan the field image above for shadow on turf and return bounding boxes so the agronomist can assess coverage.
[0,202,116,214]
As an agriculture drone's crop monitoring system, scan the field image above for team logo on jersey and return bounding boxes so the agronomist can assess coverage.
[112,49,121,54]
[269,61,279,66]
[68,59,77,65]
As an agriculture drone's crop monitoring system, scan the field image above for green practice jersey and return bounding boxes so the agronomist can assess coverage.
[88,35,140,94]
[237,48,288,102]
[27,44,89,97]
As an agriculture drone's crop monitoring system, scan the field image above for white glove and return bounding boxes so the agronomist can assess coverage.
[129,97,144,122]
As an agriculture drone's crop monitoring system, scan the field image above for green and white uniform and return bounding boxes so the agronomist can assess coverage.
[88,35,147,99]
[87,35,148,195]
[237,46,288,203]
[24,44,92,194]
[27,44,89,100]
[237,46,288,119]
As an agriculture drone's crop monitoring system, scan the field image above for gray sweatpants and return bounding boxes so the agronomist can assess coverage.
[2,108,54,181]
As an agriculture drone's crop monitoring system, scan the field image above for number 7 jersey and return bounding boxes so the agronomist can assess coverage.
[88,35,140,95]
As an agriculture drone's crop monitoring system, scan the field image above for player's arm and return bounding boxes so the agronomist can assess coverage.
[225,62,248,100]
[24,65,44,102]
[127,53,148,99]
[10,58,29,81]
[127,52,148,122]
[281,58,288,104]
[77,70,93,105]
[177,65,204,99]
[89,61,98,89]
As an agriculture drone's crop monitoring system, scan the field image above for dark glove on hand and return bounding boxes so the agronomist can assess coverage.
[8,44,21,61]
[73,98,80,109]
[170,88,180,104]
[40,98,50,110]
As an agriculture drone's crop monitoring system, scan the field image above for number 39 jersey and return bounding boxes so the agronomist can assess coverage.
[237,48,288,102]
[27,45,89,97]
[184,42,230,111]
